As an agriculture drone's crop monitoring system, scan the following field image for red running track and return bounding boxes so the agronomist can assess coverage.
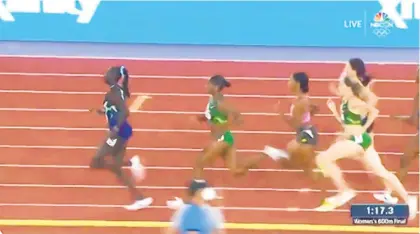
[0,57,418,234]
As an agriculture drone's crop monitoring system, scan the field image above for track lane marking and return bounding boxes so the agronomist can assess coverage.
[0,164,418,175]
[0,184,419,194]
[129,95,151,112]
[0,219,417,233]
[0,126,414,137]
[0,90,412,101]
[0,72,415,83]
[0,144,405,155]
[0,107,411,119]
[0,54,417,65]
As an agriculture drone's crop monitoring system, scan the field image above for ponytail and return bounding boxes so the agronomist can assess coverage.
[120,66,131,98]
[360,74,372,86]
[344,77,363,97]
[223,80,231,88]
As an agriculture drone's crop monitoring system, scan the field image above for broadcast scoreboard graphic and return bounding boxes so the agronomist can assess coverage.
[351,204,409,225]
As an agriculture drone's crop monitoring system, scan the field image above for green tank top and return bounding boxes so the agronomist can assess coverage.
[340,100,363,125]
[204,96,228,124]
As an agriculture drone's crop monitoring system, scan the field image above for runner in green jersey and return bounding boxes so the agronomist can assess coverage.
[315,60,417,221]
[192,75,265,179]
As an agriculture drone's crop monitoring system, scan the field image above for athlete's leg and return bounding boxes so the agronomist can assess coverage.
[90,137,132,169]
[367,132,399,204]
[314,140,363,211]
[316,140,363,192]
[362,147,417,220]
[398,133,419,181]
[111,140,144,201]
[111,139,153,210]
[90,138,113,168]
[223,146,263,177]
[363,147,409,202]
[193,141,226,179]
[169,144,220,210]
[264,126,319,178]
[287,140,319,180]
[368,145,399,204]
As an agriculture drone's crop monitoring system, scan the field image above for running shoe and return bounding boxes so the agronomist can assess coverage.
[124,197,153,211]
[130,155,145,181]
[315,190,356,212]
[263,145,289,161]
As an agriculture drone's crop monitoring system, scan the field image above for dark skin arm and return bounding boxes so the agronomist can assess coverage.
[404,72,420,125]
[196,114,208,122]
[90,108,105,114]
[217,99,242,127]
[309,104,319,116]
[407,93,419,125]
[392,92,418,126]
[195,95,242,126]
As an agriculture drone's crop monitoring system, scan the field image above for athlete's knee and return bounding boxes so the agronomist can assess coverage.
[226,160,238,172]
[287,140,299,152]
[403,147,417,161]
[229,165,245,177]
[195,153,207,170]
[379,170,394,181]
[110,165,123,177]
[400,154,409,168]
[315,152,330,167]
[315,153,332,176]
[370,164,390,179]
[90,157,104,169]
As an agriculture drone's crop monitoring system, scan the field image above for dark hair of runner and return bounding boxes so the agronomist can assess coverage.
[344,76,363,98]
[106,66,131,98]
[292,72,309,93]
[209,75,231,91]
[349,58,371,86]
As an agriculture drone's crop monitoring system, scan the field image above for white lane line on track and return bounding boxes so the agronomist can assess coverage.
[0,90,412,101]
[0,126,414,137]
[0,54,417,65]
[0,108,410,119]
[1,164,418,175]
[1,203,418,214]
[0,144,404,155]
[1,184,418,195]
[0,203,350,213]
[0,72,415,83]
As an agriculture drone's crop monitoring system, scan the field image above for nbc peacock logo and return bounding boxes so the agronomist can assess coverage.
[370,11,394,38]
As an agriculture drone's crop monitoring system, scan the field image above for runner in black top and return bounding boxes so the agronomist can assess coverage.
[90,66,153,210]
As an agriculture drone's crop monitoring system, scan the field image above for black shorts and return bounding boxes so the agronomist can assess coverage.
[296,125,318,145]
[104,135,128,157]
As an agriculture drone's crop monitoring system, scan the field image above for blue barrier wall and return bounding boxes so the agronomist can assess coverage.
[0,1,419,48]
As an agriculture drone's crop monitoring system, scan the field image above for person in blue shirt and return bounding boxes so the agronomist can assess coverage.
[166,180,224,234]
[89,66,153,211]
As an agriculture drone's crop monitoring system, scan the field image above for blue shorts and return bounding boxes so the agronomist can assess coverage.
[109,122,132,140]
